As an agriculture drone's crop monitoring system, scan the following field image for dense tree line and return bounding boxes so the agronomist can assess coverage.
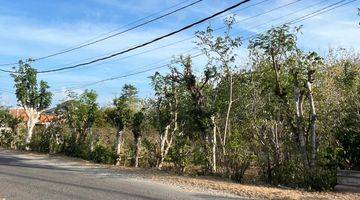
[0,20,359,191]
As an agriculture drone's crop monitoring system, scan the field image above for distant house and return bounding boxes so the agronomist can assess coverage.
[9,107,55,127]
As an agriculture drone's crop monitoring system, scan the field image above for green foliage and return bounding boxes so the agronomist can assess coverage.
[0,130,13,148]
[141,138,158,167]
[305,167,337,191]
[0,108,21,148]
[63,136,91,159]
[132,111,145,139]
[226,134,253,183]
[169,136,193,173]
[333,61,360,170]
[0,108,20,128]
[335,106,360,170]
[106,84,138,130]
[57,90,98,144]
[249,24,299,58]
[29,126,51,152]
[150,71,177,132]
[90,144,117,164]
[12,61,52,110]
[9,23,359,193]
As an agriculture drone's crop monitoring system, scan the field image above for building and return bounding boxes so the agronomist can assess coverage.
[8,107,55,127]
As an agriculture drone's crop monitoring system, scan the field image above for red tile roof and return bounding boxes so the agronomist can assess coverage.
[9,108,54,124]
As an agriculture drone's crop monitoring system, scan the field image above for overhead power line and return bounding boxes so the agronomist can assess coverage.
[57,0,353,92]
[0,0,201,67]
[289,0,358,24]
[2,0,271,74]
[36,0,252,73]
[2,0,355,94]
[34,0,204,61]
[43,0,334,75]
[40,0,288,74]
[0,68,14,73]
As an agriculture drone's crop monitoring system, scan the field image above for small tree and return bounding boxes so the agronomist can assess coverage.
[12,61,52,148]
[132,110,145,167]
[150,69,180,169]
[62,90,98,145]
[106,84,137,165]
[196,17,242,168]
[179,56,217,172]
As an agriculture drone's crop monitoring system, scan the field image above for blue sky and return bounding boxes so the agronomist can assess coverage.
[0,0,359,107]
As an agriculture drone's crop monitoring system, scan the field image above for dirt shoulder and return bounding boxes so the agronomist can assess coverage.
[102,166,359,200]
[6,149,360,200]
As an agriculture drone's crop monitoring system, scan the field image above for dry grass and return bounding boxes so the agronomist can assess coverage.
[102,165,360,200]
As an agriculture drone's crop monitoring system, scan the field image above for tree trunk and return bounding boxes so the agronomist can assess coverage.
[24,107,40,149]
[158,108,178,169]
[10,124,18,149]
[307,79,317,168]
[158,124,170,169]
[211,116,217,173]
[25,121,35,144]
[115,127,123,166]
[75,132,81,144]
[223,73,233,155]
[271,53,284,97]
[133,136,141,167]
[272,120,280,165]
[158,77,179,169]
[294,86,309,168]
[89,127,94,152]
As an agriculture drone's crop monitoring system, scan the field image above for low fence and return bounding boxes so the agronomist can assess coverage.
[334,170,360,193]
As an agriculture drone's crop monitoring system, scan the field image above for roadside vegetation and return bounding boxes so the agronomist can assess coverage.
[0,19,359,192]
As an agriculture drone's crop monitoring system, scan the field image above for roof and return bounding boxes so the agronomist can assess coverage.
[9,108,54,124]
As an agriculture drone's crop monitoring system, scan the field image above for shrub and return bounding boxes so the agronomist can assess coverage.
[62,135,91,159]
[272,159,304,187]
[89,144,117,164]
[305,167,336,191]
[335,127,360,170]
[169,136,193,173]
[29,126,51,152]
[142,138,157,168]
[226,133,253,183]
[0,130,14,148]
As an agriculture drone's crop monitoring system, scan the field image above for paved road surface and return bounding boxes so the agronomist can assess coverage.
[0,149,243,200]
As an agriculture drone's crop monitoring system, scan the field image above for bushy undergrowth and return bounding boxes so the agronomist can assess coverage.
[0,130,13,148]
[63,139,91,160]
[29,127,51,152]
[89,144,117,164]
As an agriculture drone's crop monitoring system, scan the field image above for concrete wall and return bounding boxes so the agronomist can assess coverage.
[335,170,360,193]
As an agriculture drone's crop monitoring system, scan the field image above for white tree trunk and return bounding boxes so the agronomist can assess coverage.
[294,86,309,168]
[223,73,233,155]
[211,116,217,173]
[24,107,41,149]
[25,121,35,144]
[307,80,317,168]
[158,92,178,169]
[158,124,170,169]
[133,136,141,168]
[115,127,123,165]
[89,127,95,152]
[158,111,177,169]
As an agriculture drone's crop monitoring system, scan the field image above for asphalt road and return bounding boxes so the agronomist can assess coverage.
[0,149,243,200]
